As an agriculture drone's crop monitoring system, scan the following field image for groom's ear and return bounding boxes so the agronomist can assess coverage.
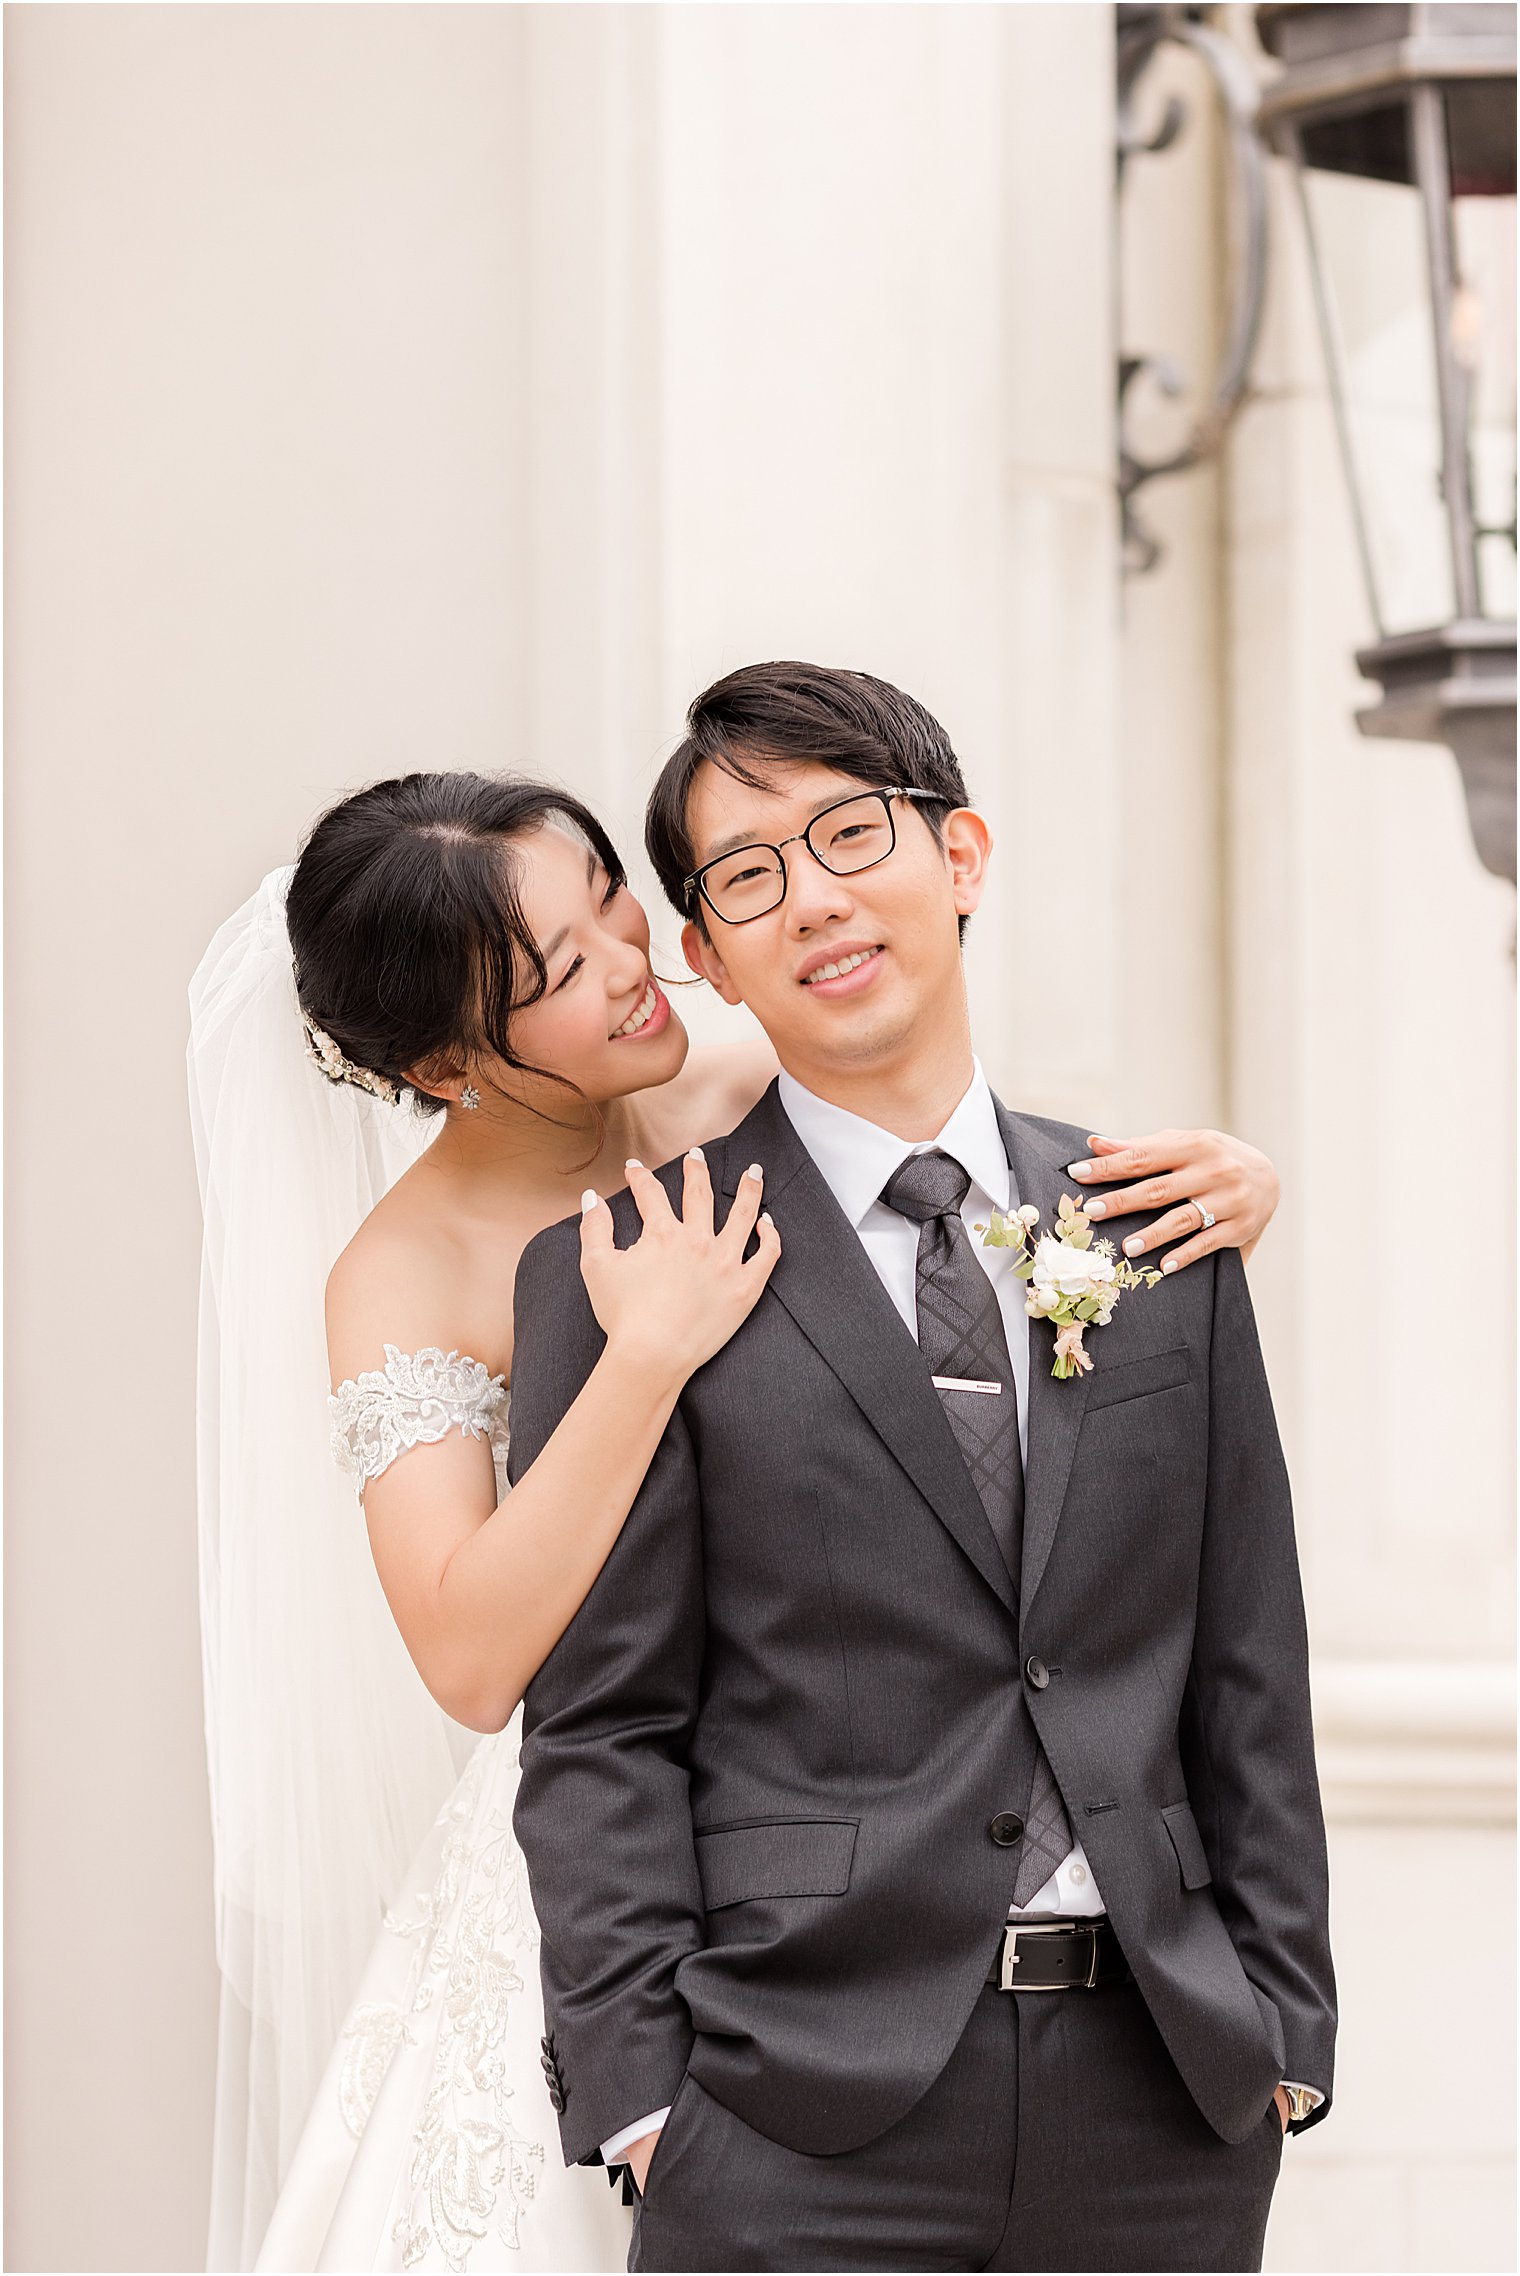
[943,807,993,923]
[682,918,744,1006]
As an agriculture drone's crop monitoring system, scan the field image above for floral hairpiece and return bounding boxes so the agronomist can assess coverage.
[300,1012,401,1106]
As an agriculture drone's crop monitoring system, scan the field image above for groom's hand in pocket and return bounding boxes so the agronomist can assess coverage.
[626,2129,663,2196]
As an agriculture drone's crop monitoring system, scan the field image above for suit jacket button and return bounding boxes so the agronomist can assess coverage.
[549,2086,565,2113]
[1025,1655,1050,1690]
[990,1812,1025,1846]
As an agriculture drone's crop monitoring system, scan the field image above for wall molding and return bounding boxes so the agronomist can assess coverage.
[1313,1659,1516,1827]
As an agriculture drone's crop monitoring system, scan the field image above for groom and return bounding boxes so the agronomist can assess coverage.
[508,663,1334,2272]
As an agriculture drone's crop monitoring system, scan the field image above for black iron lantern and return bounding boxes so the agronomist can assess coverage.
[1255,3,1517,881]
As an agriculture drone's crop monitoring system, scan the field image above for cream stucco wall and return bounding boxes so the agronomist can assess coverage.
[5,7,1513,2272]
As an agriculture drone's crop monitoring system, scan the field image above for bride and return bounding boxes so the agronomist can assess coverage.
[189,768,1282,2273]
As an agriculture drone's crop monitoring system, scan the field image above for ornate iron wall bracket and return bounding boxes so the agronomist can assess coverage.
[1117,5,1270,576]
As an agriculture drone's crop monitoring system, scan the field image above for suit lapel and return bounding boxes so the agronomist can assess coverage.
[716,1085,1018,1615]
[995,1100,1093,1616]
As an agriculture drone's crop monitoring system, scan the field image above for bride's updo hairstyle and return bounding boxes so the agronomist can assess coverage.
[286,770,627,1117]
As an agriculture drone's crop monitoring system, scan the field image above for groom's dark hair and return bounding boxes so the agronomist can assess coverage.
[645,662,972,940]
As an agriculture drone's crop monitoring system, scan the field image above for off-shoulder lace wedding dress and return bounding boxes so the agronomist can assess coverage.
[254,1348,631,2274]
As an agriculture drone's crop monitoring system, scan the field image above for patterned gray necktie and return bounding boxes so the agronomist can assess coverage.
[880,1147,1074,1906]
[879,1148,1024,1582]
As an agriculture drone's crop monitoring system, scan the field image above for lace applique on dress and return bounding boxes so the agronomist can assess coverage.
[329,1346,509,1499]
[339,1738,547,2270]
[323,1346,545,2268]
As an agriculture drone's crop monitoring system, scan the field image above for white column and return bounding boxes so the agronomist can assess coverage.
[1116,33,1231,1131]
[517,5,665,864]
[4,9,530,2265]
[1224,77,1516,2274]
[648,3,1123,1108]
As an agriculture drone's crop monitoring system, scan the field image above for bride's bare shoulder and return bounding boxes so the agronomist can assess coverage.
[672,1034,778,1141]
[325,1165,524,1388]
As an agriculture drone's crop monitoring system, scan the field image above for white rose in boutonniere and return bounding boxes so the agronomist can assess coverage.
[977,1192,1163,1380]
[1031,1233,1117,1306]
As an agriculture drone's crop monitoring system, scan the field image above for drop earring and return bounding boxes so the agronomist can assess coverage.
[459,1085,481,1111]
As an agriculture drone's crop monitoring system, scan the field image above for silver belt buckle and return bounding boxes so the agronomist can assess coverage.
[998,1922,1099,1991]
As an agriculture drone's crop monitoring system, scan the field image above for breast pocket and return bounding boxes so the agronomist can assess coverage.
[693,1818,858,1911]
[1084,1343,1193,1415]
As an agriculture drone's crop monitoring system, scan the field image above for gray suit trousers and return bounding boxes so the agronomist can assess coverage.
[629,1975,1284,2274]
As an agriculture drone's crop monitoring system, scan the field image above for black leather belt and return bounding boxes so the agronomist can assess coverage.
[986,1919,1128,1991]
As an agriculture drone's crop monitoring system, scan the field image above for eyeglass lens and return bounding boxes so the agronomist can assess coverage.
[701,793,896,922]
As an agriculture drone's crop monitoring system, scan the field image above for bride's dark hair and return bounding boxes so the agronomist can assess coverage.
[286,770,628,1118]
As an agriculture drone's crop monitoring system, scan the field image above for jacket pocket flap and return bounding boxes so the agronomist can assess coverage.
[1086,1343,1193,1414]
[695,1818,858,1911]
[1162,1800,1213,1889]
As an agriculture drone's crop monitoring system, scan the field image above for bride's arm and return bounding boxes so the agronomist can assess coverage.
[707,1047,1280,1274]
[1064,1126,1280,1271]
[694,1049,1281,1274]
[334,1155,779,1734]
[353,1342,682,1736]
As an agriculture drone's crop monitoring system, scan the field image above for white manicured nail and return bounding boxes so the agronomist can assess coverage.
[581,1189,598,1213]
[746,1162,763,1181]
[760,1211,773,1225]
[1162,1256,1178,1273]
[625,1157,643,1171]
[686,1147,705,1162]
[1084,1200,1106,1219]
[1069,1161,1092,1178]
[1123,1235,1143,1257]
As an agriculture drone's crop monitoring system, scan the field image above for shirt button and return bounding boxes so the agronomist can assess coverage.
[1068,1862,1087,1884]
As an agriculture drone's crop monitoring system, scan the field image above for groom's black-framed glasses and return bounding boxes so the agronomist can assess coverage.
[685,787,941,926]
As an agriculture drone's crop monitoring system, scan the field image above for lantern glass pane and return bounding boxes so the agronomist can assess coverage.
[1302,157,1455,634]
[1452,189,1516,621]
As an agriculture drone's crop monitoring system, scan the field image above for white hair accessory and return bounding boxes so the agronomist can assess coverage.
[300,1010,401,1106]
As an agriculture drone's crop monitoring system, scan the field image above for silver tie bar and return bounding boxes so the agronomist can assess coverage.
[931,1376,1003,1395]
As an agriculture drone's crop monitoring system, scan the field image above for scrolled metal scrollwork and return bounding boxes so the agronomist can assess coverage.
[1117,5,1269,576]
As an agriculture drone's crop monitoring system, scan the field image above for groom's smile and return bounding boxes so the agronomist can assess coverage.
[796,940,885,994]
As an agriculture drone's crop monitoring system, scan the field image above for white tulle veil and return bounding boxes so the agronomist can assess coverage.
[188,869,474,2269]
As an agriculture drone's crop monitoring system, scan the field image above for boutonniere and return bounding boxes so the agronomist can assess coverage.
[977,1194,1163,1380]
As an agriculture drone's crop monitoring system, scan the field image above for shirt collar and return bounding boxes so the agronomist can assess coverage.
[776,1056,1011,1229]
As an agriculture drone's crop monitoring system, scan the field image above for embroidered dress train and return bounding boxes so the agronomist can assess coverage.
[254,1348,630,2274]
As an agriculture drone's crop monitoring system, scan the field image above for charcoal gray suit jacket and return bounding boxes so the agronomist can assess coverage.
[507,1081,1335,2169]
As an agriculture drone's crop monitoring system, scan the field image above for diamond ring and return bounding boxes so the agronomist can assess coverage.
[1197,1203,1217,1231]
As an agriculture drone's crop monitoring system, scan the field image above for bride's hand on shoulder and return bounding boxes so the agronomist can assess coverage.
[1065,1126,1279,1274]
[579,1149,781,1384]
